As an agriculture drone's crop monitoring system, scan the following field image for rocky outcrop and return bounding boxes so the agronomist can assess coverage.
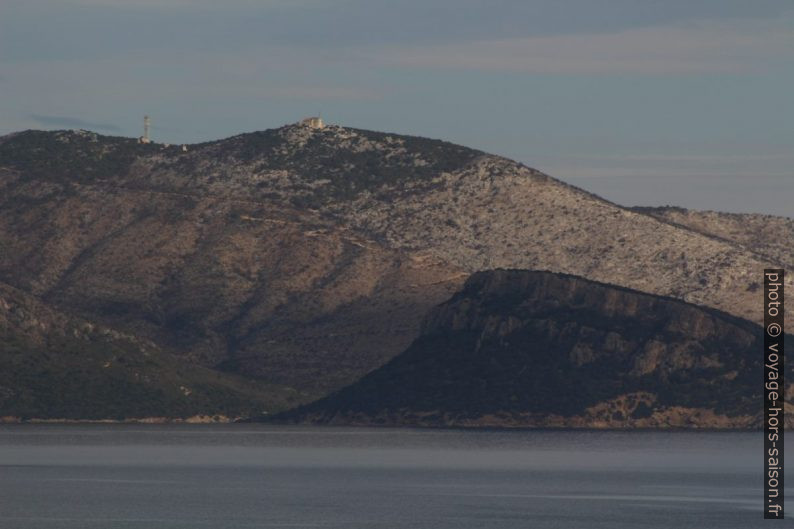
[280,270,791,428]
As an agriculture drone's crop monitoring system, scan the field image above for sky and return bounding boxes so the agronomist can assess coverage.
[1,0,792,216]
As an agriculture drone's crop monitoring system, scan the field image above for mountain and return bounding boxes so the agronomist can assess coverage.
[0,123,790,419]
[0,128,467,401]
[0,280,297,421]
[278,270,792,428]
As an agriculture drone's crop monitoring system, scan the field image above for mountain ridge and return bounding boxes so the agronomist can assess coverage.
[0,122,790,419]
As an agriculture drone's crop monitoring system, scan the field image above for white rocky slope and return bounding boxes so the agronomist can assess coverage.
[133,123,791,325]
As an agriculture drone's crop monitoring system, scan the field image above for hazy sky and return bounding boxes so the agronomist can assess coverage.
[2,0,792,216]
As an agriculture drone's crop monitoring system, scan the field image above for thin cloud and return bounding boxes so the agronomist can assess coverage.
[556,153,794,163]
[533,150,794,180]
[9,50,381,104]
[546,166,794,179]
[29,114,121,132]
[253,85,382,101]
[15,0,325,8]
[377,18,794,75]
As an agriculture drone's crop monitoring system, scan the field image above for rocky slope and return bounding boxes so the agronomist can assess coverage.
[280,270,792,428]
[634,206,794,270]
[0,123,790,418]
[19,124,782,325]
[0,280,298,420]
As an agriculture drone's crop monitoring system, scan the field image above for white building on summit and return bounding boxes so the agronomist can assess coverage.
[300,116,324,129]
[138,115,151,144]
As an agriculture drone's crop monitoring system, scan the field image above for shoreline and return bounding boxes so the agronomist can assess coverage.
[0,415,237,425]
[0,415,770,431]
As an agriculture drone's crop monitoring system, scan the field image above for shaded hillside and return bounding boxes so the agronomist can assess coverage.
[0,282,298,421]
[281,270,791,428]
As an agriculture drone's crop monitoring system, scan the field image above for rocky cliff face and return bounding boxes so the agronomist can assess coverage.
[282,270,791,428]
[0,124,790,419]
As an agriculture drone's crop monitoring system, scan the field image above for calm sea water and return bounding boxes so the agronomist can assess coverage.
[0,425,787,528]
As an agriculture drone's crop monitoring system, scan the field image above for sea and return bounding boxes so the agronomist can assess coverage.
[0,425,787,528]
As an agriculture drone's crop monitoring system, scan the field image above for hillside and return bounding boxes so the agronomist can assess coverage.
[279,270,792,428]
[0,123,790,418]
[0,281,298,421]
[0,129,468,399]
[633,206,794,270]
